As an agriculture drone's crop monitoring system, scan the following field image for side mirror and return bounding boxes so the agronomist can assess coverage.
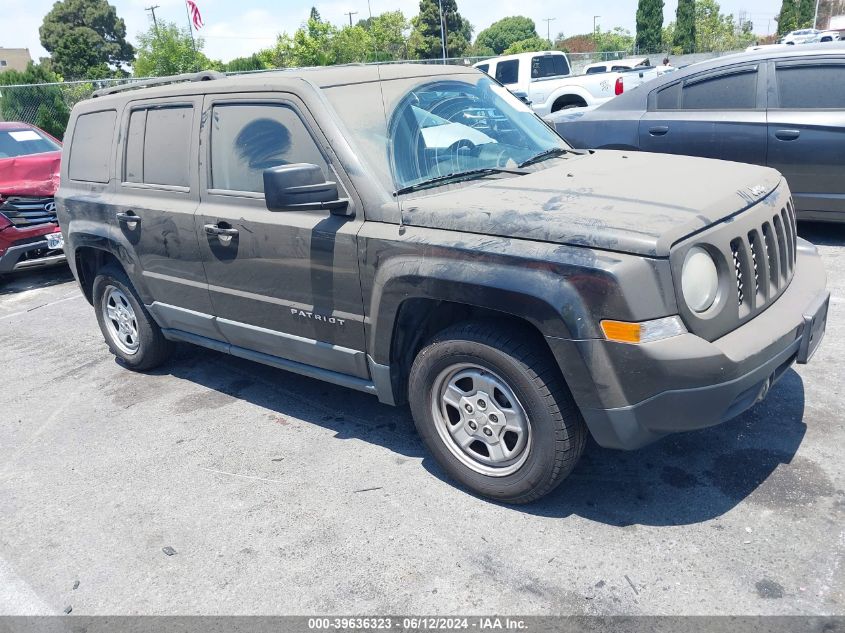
[264,163,350,215]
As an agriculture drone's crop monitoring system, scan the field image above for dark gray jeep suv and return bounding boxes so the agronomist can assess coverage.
[57,65,829,503]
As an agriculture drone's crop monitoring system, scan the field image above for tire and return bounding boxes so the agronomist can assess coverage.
[408,321,587,504]
[92,264,172,370]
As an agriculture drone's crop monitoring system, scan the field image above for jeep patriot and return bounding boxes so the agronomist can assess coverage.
[56,66,829,503]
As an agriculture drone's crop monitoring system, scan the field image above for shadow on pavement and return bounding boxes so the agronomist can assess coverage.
[156,345,807,527]
[0,264,73,296]
[798,221,845,246]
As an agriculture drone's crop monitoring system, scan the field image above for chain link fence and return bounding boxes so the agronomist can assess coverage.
[0,49,725,140]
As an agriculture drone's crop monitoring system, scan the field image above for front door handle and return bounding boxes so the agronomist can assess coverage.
[649,125,669,136]
[204,223,239,246]
[775,129,801,141]
[116,211,140,229]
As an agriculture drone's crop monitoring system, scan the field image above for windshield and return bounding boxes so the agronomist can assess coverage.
[0,128,60,159]
[323,74,568,194]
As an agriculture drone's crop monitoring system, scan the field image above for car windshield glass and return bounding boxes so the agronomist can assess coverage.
[323,75,568,194]
[0,128,60,158]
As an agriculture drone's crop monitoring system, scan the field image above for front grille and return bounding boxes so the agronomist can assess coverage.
[0,196,57,228]
[725,200,798,314]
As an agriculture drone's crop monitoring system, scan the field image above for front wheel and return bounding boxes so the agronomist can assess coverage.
[409,322,587,503]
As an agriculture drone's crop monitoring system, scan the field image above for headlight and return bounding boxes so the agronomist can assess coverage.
[682,246,719,313]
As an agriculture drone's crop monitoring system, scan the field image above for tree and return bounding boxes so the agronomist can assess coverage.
[503,36,549,55]
[331,25,372,63]
[133,22,220,77]
[358,11,410,60]
[408,0,472,59]
[595,27,635,53]
[797,0,815,28]
[224,54,268,73]
[636,0,665,52]
[674,0,696,53]
[0,63,70,139]
[695,0,756,51]
[475,17,537,55]
[309,6,322,22]
[39,0,134,79]
[776,0,798,35]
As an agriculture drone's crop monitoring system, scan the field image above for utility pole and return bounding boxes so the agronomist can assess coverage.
[543,18,556,45]
[438,0,447,63]
[344,10,358,26]
[593,15,601,37]
[145,4,160,36]
[813,0,821,29]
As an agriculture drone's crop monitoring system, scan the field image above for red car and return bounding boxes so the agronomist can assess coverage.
[0,122,66,276]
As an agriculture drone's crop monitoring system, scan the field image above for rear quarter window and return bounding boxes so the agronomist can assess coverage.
[68,110,117,183]
[476,64,489,74]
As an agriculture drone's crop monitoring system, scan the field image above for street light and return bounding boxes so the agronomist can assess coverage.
[438,0,447,63]
[593,15,601,36]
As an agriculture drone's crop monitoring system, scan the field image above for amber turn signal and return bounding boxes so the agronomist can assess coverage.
[600,316,687,344]
[600,320,642,343]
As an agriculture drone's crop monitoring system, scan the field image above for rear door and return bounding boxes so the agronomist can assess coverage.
[767,58,845,216]
[195,92,368,379]
[639,64,767,166]
[112,97,216,327]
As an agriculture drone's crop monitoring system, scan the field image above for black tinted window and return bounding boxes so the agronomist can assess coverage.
[682,69,758,110]
[495,60,519,84]
[68,110,116,183]
[777,64,845,108]
[585,66,606,74]
[144,107,193,187]
[476,64,489,74]
[210,103,327,193]
[531,55,569,78]
[655,82,681,109]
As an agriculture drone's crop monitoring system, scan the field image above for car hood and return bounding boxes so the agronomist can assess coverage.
[400,150,784,256]
[0,151,61,198]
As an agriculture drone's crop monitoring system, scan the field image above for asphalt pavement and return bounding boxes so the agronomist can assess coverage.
[0,223,842,616]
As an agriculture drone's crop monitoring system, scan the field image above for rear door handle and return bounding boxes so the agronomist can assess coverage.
[204,223,239,245]
[775,129,801,141]
[116,211,140,229]
[648,125,669,136]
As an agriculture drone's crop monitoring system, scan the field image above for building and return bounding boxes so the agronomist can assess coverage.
[0,48,33,73]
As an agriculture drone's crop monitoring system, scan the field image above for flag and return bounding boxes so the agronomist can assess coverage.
[186,0,204,30]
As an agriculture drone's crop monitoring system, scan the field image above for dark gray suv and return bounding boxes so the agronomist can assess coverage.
[549,44,845,223]
[57,65,829,503]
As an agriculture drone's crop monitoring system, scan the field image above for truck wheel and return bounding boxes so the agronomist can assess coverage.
[92,265,172,370]
[408,322,587,503]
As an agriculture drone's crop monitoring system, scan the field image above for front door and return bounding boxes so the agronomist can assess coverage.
[767,58,845,215]
[196,93,368,379]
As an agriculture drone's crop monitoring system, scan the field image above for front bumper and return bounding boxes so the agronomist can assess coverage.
[0,239,66,273]
[550,238,829,450]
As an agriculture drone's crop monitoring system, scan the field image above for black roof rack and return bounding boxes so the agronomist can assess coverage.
[92,71,225,98]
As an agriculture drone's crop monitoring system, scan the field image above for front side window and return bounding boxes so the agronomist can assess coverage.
[531,55,570,79]
[386,78,567,190]
[776,64,845,109]
[495,60,519,84]
[681,68,758,110]
[209,103,327,194]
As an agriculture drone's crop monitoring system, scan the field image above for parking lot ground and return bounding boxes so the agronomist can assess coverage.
[0,223,843,616]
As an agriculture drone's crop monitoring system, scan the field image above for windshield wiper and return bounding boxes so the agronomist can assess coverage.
[394,167,527,196]
[518,147,572,168]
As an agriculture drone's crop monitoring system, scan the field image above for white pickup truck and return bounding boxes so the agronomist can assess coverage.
[474,50,657,115]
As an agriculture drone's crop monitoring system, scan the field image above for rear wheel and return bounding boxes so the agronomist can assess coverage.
[409,321,587,503]
[92,265,172,370]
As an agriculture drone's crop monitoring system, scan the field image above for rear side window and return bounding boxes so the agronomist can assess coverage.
[531,55,570,79]
[585,66,606,74]
[776,64,845,109]
[68,110,116,183]
[123,105,193,188]
[209,103,327,194]
[495,60,519,85]
[681,68,758,110]
[476,64,489,74]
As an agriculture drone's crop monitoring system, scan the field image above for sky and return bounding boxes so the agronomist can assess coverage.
[5,0,784,64]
